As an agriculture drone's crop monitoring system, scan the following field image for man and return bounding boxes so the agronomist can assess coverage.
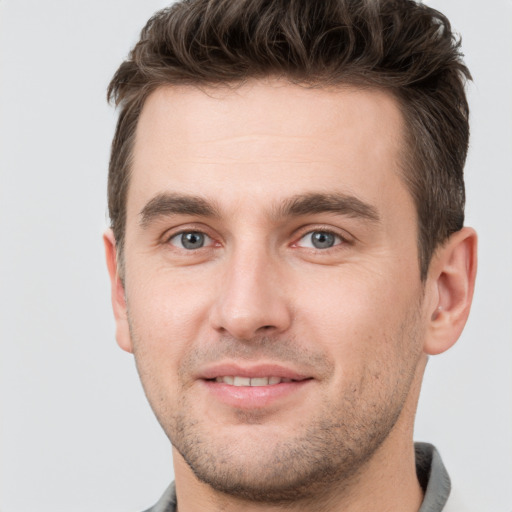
[104,0,477,510]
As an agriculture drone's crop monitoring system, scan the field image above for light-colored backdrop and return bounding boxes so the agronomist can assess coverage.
[0,1,510,510]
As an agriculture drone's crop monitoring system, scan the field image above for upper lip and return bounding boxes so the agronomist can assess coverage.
[197,362,311,381]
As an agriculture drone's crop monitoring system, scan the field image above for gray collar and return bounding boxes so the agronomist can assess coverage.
[416,442,451,512]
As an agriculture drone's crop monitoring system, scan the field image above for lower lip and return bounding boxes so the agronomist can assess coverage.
[202,379,312,409]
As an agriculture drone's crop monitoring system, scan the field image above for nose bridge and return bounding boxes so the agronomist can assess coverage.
[210,239,291,340]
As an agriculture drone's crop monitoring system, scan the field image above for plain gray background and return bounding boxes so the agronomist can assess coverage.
[0,1,510,510]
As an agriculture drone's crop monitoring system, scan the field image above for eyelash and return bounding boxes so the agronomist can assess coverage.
[291,226,351,251]
[164,225,351,254]
[166,229,218,250]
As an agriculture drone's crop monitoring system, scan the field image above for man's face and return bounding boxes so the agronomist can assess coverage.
[117,81,429,500]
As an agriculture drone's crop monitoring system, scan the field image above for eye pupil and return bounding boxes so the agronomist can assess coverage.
[181,232,205,249]
[312,231,335,249]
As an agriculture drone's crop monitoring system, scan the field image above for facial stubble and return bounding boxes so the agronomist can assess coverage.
[129,306,424,505]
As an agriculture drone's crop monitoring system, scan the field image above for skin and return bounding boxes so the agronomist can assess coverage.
[105,80,477,512]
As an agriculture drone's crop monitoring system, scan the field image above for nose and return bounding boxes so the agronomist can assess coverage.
[209,246,292,341]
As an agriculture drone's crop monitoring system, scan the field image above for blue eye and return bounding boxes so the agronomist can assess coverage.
[169,231,212,250]
[298,231,341,249]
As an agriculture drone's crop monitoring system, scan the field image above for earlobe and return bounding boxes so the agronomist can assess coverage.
[423,227,477,355]
[103,230,133,353]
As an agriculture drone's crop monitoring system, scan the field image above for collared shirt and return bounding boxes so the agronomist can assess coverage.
[416,443,451,512]
[143,443,459,512]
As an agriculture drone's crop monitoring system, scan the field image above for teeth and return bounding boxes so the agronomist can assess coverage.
[214,376,290,386]
[234,376,251,387]
[250,377,269,386]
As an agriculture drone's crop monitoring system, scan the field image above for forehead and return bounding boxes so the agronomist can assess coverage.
[129,80,409,218]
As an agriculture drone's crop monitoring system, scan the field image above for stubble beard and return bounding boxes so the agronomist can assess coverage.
[170,396,403,503]
[130,308,424,505]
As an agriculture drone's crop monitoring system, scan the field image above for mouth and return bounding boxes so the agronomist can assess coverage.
[210,376,300,386]
[199,364,313,409]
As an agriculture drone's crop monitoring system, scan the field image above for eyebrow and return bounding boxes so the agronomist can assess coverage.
[139,191,380,227]
[273,192,380,223]
[139,193,220,227]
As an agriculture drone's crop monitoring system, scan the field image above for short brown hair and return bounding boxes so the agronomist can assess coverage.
[107,0,471,279]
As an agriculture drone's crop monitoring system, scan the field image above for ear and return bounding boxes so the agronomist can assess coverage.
[103,229,133,353]
[423,227,478,355]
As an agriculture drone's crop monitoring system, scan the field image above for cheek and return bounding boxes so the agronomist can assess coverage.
[128,262,211,322]
[124,264,217,376]
[292,266,422,375]
[295,267,404,336]
[125,272,212,414]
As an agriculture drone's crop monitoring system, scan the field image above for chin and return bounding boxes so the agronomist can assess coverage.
[168,408,395,504]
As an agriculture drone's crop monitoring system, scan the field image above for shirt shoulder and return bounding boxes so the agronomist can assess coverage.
[416,443,478,512]
[416,442,451,512]
[141,482,177,512]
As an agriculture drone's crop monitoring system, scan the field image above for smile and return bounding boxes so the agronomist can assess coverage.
[214,376,295,386]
